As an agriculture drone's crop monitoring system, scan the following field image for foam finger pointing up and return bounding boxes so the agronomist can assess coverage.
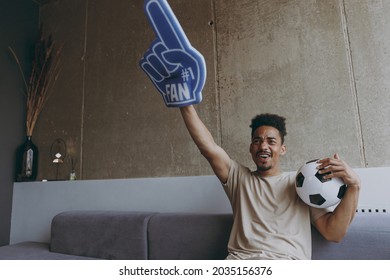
[144,0,190,51]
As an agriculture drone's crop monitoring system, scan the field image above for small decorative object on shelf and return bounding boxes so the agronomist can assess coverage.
[69,170,77,181]
[10,27,63,182]
[66,137,78,180]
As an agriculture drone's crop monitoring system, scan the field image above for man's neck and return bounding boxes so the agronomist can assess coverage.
[256,168,282,177]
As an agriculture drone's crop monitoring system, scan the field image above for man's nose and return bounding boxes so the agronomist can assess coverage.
[260,141,269,150]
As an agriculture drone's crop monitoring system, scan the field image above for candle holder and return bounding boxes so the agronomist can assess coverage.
[50,138,67,180]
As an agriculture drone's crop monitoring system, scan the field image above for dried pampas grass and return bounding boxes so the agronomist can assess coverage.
[9,27,63,136]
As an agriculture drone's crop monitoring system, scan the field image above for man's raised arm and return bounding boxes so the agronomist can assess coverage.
[180,105,231,183]
[139,1,229,181]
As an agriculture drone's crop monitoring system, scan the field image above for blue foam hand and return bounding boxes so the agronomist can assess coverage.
[139,0,207,107]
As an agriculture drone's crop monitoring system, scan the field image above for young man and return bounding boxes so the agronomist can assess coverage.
[179,105,360,260]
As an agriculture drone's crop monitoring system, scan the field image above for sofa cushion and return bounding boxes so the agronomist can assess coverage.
[0,242,97,260]
[50,211,156,259]
[312,213,390,259]
[148,213,232,260]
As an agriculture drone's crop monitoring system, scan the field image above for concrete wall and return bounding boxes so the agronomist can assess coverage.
[0,0,38,246]
[35,0,217,180]
[33,0,390,180]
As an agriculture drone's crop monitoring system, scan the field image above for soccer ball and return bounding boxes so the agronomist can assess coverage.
[295,159,347,208]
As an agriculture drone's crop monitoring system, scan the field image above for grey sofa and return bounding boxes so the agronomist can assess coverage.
[0,211,389,260]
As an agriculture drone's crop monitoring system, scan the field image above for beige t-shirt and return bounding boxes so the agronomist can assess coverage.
[223,160,327,260]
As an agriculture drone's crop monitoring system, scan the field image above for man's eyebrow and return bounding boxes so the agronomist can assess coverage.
[252,136,277,140]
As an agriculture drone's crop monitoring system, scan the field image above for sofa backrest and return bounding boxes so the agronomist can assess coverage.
[148,213,232,260]
[49,211,390,260]
[50,211,156,260]
[312,213,390,259]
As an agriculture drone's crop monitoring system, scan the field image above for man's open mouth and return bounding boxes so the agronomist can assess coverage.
[256,152,271,159]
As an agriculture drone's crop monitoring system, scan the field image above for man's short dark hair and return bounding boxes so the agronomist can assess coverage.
[250,113,287,143]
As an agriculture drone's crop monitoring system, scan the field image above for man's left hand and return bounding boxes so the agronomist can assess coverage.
[317,154,361,188]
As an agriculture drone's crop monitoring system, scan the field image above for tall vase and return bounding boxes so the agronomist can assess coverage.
[16,136,39,182]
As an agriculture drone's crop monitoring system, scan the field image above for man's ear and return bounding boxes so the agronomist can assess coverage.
[249,141,254,153]
[280,144,287,155]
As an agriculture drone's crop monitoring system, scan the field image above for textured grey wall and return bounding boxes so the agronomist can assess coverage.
[33,0,390,180]
[0,0,38,246]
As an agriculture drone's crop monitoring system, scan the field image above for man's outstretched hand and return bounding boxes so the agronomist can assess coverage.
[139,0,206,107]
